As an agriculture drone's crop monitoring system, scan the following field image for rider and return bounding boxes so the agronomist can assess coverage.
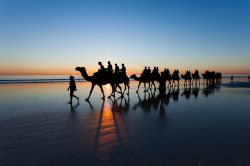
[98,62,105,72]
[107,61,113,73]
[121,63,126,76]
[142,66,147,76]
[98,62,105,78]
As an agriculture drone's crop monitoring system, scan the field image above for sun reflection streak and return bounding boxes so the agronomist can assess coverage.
[93,100,129,158]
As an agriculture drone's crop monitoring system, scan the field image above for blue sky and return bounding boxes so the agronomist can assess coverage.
[0,0,250,75]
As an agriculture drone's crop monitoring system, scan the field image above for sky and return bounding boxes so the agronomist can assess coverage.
[0,0,250,75]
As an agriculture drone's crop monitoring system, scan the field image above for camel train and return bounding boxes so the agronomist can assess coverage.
[75,62,222,100]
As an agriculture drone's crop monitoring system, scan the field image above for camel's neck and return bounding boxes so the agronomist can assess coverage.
[80,70,91,81]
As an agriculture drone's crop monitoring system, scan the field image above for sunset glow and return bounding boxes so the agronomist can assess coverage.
[0,0,249,75]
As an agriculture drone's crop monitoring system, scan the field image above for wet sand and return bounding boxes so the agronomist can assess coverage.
[0,79,250,166]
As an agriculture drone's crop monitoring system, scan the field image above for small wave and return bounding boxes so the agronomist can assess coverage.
[0,78,85,84]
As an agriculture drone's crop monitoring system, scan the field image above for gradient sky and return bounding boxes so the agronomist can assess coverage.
[0,0,250,75]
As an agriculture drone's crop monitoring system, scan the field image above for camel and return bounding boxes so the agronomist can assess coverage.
[202,70,222,85]
[161,71,172,87]
[75,67,130,101]
[172,70,180,86]
[181,72,192,86]
[130,74,152,93]
[191,70,200,85]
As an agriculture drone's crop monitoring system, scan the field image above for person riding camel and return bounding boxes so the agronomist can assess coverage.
[120,63,126,77]
[107,61,113,78]
[142,66,147,76]
[114,63,120,78]
[97,62,105,78]
[98,62,105,72]
[107,61,113,73]
[147,67,151,75]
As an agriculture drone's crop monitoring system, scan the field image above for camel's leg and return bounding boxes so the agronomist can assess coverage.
[98,85,105,100]
[122,83,126,95]
[145,82,150,92]
[108,84,115,98]
[152,81,156,90]
[136,81,141,93]
[86,83,95,101]
[168,80,172,88]
[127,83,130,95]
[117,84,122,93]
[147,82,151,91]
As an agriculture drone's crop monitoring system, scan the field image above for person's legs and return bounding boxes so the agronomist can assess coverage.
[69,90,74,103]
[70,89,79,102]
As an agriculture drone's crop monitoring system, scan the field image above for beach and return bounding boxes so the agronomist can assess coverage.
[0,78,250,165]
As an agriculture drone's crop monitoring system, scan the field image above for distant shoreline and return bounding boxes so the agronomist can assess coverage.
[0,75,249,84]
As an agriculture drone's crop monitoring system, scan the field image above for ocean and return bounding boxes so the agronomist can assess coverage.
[0,75,250,165]
[0,75,249,84]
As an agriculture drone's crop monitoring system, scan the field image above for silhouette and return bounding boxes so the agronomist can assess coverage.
[181,70,192,86]
[191,70,200,85]
[67,76,79,104]
[248,75,250,82]
[151,67,161,90]
[75,66,115,100]
[130,74,152,93]
[120,63,126,75]
[202,70,222,85]
[131,67,166,93]
[76,66,130,100]
[107,61,113,73]
[97,62,105,76]
[172,69,180,86]
[161,68,172,87]
[231,75,234,82]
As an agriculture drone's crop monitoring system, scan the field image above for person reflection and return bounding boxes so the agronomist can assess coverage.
[70,102,79,112]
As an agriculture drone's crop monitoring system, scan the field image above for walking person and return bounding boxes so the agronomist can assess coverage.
[67,76,79,104]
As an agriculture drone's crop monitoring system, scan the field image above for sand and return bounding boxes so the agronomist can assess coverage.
[0,79,250,166]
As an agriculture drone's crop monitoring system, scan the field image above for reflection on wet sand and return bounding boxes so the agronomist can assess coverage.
[81,82,221,160]
[133,83,220,113]
[86,100,129,159]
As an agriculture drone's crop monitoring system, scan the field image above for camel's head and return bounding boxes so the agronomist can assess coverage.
[75,67,86,72]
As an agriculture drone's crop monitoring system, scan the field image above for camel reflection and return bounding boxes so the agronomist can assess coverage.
[133,83,220,113]
[133,88,175,113]
[87,100,129,158]
[109,96,130,113]
[202,83,221,97]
